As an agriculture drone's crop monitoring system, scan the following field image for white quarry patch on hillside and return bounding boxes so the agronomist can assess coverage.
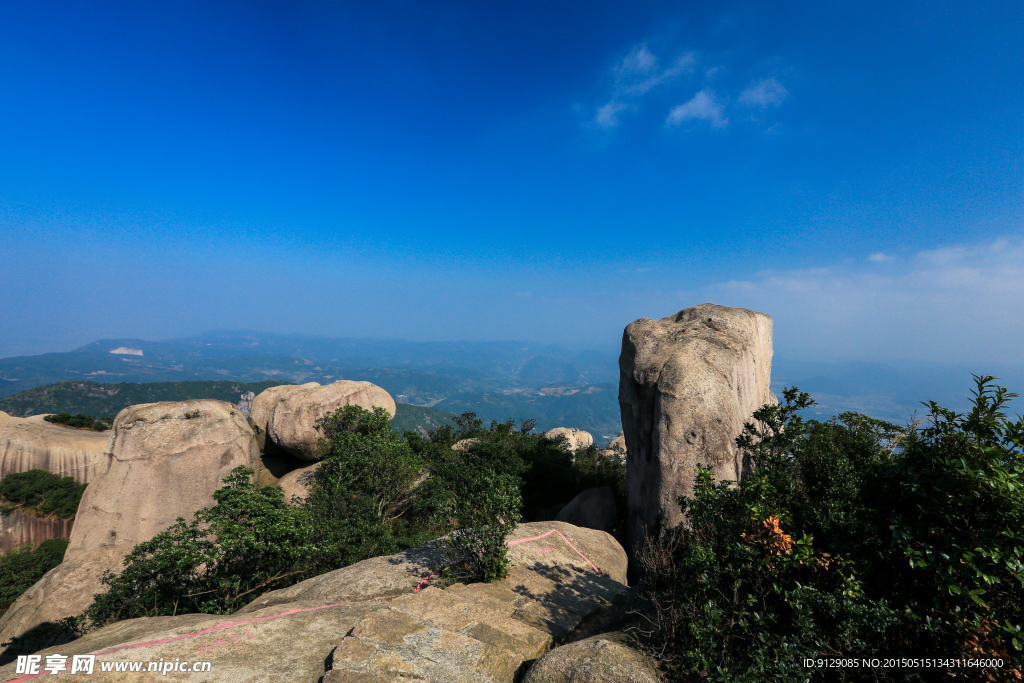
[109,347,143,356]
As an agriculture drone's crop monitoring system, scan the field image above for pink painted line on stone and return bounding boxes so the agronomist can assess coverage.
[507,528,603,575]
[3,602,350,683]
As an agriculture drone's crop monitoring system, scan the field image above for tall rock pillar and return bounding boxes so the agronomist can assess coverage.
[619,303,775,581]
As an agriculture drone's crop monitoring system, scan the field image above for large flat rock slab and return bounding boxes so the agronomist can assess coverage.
[2,523,631,683]
[0,600,384,682]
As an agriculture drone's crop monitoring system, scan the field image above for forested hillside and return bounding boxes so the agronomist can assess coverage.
[0,380,290,418]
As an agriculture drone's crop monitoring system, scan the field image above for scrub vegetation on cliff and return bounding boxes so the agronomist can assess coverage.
[636,376,1023,681]
[0,470,87,519]
[0,540,69,618]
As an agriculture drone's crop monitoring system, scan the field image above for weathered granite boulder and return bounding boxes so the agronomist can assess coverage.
[0,522,631,683]
[235,391,256,419]
[451,438,480,452]
[522,632,659,683]
[543,428,594,452]
[601,431,627,458]
[555,486,617,534]
[276,462,320,504]
[0,411,109,483]
[620,303,775,578]
[0,540,136,648]
[64,400,259,568]
[253,381,396,461]
[249,383,319,453]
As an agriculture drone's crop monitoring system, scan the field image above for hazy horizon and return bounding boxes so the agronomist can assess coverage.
[2,2,1021,367]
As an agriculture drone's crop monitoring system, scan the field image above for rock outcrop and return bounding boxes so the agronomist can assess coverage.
[601,431,627,458]
[249,383,319,453]
[251,381,396,461]
[235,391,255,419]
[276,462,320,503]
[543,428,594,452]
[0,508,74,554]
[0,540,136,649]
[0,522,630,683]
[0,411,109,484]
[619,303,775,577]
[555,486,617,534]
[64,400,259,570]
[522,632,659,683]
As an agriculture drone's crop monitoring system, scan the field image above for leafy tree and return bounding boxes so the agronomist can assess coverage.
[304,405,426,570]
[87,467,316,625]
[888,376,1024,665]
[429,419,528,582]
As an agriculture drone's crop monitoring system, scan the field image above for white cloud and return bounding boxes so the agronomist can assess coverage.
[738,78,787,108]
[666,89,728,129]
[594,101,629,129]
[696,235,1024,365]
[867,252,893,263]
[612,46,695,97]
[593,44,696,128]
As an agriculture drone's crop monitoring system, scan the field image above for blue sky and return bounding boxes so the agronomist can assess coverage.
[1,1,1021,366]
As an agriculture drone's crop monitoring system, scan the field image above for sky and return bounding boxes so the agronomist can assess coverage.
[1,0,1021,367]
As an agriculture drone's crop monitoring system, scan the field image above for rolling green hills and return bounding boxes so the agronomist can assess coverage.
[390,404,457,435]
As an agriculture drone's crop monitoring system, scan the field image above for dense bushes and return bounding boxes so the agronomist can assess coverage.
[635,377,1023,681]
[304,405,427,570]
[87,468,315,625]
[43,413,111,431]
[82,404,627,625]
[0,470,87,519]
[0,540,69,617]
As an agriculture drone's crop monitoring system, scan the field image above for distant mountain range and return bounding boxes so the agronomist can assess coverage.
[0,332,624,439]
[1,331,1020,439]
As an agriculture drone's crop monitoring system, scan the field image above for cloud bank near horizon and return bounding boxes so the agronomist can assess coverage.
[1,232,1020,373]
[696,234,1024,366]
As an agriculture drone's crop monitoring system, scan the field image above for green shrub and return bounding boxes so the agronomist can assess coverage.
[43,413,108,431]
[305,405,426,570]
[636,378,1023,681]
[87,467,316,625]
[0,539,69,617]
[0,470,86,519]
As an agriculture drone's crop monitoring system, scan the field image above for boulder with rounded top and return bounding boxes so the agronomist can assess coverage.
[601,431,627,459]
[64,400,259,568]
[522,632,659,683]
[276,462,321,504]
[555,486,617,534]
[543,428,594,452]
[259,381,396,462]
[248,383,320,452]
